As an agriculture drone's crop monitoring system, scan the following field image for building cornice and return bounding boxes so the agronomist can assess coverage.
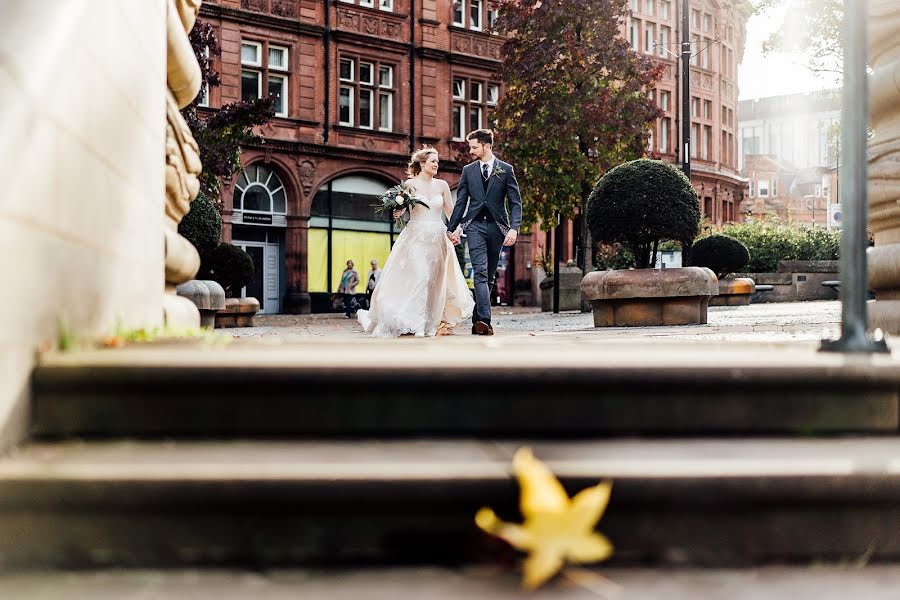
[200,3,325,37]
[332,30,410,53]
[243,138,465,174]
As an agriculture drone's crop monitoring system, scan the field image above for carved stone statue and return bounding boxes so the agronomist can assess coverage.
[163,0,205,326]
[868,1,900,334]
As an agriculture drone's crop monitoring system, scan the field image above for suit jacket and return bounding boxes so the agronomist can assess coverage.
[447,158,523,235]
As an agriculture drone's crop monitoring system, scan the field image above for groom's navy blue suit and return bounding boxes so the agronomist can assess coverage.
[447,159,523,325]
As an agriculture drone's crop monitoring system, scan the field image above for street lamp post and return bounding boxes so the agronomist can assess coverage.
[820,0,888,353]
[680,0,691,179]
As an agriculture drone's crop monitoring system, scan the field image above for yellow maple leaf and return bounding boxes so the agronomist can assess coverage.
[475,447,613,590]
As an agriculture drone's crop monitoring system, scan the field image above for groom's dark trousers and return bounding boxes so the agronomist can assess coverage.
[466,217,504,325]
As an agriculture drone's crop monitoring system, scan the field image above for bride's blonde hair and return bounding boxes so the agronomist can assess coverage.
[407,147,438,177]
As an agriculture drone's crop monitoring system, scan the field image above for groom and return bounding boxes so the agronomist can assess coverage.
[447,129,522,336]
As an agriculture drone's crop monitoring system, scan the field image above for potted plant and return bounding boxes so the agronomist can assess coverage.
[691,234,756,306]
[581,159,717,326]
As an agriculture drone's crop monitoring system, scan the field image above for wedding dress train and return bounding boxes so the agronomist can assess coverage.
[357,194,475,337]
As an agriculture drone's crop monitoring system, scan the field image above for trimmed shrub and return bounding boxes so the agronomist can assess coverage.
[722,218,841,272]
[587,159,700,268]
[594,242,636,271]
[721,219,799,272]
[198,242,254,297]
[796,225,840,261]
[178,192,222,253]
[690,234,750,279]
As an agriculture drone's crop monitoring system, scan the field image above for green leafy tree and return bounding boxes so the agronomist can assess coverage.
[182,20,276,200]
[492,0,664,233]
[757,0,843,80]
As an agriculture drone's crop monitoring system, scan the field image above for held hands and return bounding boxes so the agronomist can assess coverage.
[503,229,518,247]
[447,227,462,246]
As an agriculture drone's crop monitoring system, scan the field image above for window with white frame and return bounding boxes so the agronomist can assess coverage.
[198,82,210,107]
[660,0,670,19]
[452,75,497,140]
[453,0,496,31]
[644,22,655,54]
[659,90,670,113]
[658,26,670,57]
[241,40,290,117]
[339,0,391,9]
[660,117,670,153]
[630,20,640,51]
[758,179,769,197]
[339,56,395,131]
[470,0,483,30]
[197,45,211,107]
[487,7,498,28]
[749,179,755,197]
[772,178,778,197]
[487,84,499,106]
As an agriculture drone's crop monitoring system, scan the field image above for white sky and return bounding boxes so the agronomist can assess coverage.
[738,4,838,101]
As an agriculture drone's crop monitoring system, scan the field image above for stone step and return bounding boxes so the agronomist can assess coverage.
[5,565,900,600]
[1,438,899,569]
[30,345,900,438]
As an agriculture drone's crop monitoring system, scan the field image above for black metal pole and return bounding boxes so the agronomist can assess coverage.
[409,0,416,153]
[680,0,691,178]
[821,0,887,353]
[323,0,331,143]
[553,217,561,313]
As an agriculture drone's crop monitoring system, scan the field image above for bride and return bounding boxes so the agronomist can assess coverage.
[357,147,475,337]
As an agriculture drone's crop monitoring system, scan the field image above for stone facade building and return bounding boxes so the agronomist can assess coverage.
[200,0,752,313]
[738,90,842,228]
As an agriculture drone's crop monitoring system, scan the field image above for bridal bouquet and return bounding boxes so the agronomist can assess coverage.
[375,182,428,227]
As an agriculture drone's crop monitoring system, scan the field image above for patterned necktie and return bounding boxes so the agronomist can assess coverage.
[482,163,490,180]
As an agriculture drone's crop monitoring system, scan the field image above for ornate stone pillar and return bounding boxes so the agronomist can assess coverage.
[284,215,312,314]
[164,0,204,326]
[868,2,900,334]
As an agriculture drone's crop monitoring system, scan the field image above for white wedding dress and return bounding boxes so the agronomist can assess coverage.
[357,194,475,337]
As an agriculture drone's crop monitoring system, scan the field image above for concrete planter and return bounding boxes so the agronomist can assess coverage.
[175,280,226,328]
[738,260,839,303]
[539,266,583,311]
[214,297,260,328]
[581,267,718,327]
[710,277,756,306]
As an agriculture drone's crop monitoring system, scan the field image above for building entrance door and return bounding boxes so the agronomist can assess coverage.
[235,241,280,314]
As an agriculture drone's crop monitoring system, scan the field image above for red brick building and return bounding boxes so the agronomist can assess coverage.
[199,0,751,313]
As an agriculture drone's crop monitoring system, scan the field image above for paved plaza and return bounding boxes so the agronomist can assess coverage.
[237,300,845,345]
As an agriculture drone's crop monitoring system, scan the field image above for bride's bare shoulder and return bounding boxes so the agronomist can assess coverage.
[436,178,451,190]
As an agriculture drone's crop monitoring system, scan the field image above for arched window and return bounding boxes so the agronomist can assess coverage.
[233,164,287,214]
[311,175,388,222]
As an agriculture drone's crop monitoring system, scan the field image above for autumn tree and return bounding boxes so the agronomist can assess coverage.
[492,0,663,267]
[182,20,276,200]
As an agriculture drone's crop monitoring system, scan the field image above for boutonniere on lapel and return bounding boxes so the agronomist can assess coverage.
[492,165,506,178]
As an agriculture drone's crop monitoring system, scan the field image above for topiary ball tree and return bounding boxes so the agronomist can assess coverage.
[178,192,222,254]
[586,159,701,269]
[690,234,750,279]
[198,242,255,297]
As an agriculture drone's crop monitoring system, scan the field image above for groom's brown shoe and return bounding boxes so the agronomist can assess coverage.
[473,321,494,336]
